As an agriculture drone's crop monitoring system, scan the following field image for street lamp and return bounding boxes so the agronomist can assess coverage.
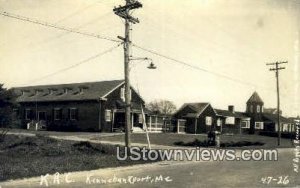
[129,57,157,70]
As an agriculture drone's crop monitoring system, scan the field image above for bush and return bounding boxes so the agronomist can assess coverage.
[220,141,264,147]
[259,131,295,139]
[0,129,9,142]
[174,139,265,148]
[174,139,212,147]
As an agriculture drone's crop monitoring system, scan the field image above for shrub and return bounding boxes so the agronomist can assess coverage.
[259,131,295,139]
[220,141,264,147]
[174,139,212,147]
[0,129,9,142]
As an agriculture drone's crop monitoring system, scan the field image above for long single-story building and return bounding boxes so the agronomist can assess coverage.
[12,80,151,132]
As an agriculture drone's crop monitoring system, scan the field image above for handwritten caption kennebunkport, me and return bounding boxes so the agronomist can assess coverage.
[39,172,173,187]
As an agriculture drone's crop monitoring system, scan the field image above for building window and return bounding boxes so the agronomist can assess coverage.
[241,121,250,128]
[120,87,125,101]
[25,109,33,120]
[54,108,62,120]
[105,110,112,122]
[257,105,260,113]
[205,116,212,126]
[120,87,132,102]
[225,117,235,125]
[250,105,253,113]
[282,124,289,132]
[255,122,264,130]
[69,108,78,120]
[217,119,222,127]
[138,114,143,124]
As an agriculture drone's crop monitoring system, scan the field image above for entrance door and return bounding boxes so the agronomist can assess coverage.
[38,111,46,121]
[113,112,125,131]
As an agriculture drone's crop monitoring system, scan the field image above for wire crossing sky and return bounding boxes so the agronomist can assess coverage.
[0,0,299,116]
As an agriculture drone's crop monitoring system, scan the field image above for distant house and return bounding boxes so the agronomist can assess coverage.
[173,103,216,134]
[215,105,250,134]
[262,113,295,133]
[263,108,282,115]
[245,91,265,134]
[246,91,295,134]
[12,80,148,132]
[174,92,295,135]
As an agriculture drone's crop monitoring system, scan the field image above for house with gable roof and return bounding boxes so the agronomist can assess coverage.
[12,80,148,132]
[173,102,217,134]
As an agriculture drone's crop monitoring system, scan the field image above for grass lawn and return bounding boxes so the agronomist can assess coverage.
[0,135,158,181]
[93,133,295,148]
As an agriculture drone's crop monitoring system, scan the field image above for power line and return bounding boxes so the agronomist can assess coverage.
[0,11,120,43]
[22,42,123,85]
[0,1,100,47]
[18,11,115,55]
[132,43,276,91]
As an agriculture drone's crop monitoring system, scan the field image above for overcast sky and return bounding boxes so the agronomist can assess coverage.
[0,0,299,116]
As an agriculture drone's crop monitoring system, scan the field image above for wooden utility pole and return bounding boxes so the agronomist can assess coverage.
[113,0,142,148]
[266,61,288,146]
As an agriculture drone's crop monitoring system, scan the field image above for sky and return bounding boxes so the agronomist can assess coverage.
[0,0,299,117]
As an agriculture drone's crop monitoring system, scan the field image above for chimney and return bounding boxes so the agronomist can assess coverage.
[228,105,235,113]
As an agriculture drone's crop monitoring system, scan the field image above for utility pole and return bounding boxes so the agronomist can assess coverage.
[113,0,142,148]
[266,61,288,146]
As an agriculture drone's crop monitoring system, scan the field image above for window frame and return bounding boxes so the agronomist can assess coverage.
[54,108,62,120]
[205,116,212,126]
[241,121,250,128]
[217,118,222,127]
[120,87,125,101]
[250,105,253,113]
[69,108,78,121]
[225,116,235,125]
[138,114,143,124]
[257,105,260,113]
[105,109,112,122]
[255,122,264,130]
[25,109,32,120]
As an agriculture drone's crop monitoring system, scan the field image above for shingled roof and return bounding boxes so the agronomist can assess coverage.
[262,113,294,124]
[247,91,264,104]
[215,109,248,119]
[13,80,125,102]
[176,102,211,118]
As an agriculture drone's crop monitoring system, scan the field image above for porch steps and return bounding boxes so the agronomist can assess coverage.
[132,127,145,133]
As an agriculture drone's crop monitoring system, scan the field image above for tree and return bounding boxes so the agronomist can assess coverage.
[146,100,177,116]
[0,84,17,127]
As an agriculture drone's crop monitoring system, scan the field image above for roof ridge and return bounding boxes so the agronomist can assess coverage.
[13,79,124,89]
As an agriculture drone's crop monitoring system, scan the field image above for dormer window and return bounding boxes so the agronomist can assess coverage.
[21,90,29,96]
[63,88,72,94]
[35,89,43,96]
[78,86,88,94]
[79,88,84,94]
[250,105,253,113]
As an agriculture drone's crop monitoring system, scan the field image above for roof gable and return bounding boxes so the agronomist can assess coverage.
[263,113,294,124]
[175,102,211,118]
[215,109,248,119]
[247,91,264,104]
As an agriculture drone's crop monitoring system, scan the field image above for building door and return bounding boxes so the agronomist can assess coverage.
[113,112,125,131]
[38,111,46,121]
